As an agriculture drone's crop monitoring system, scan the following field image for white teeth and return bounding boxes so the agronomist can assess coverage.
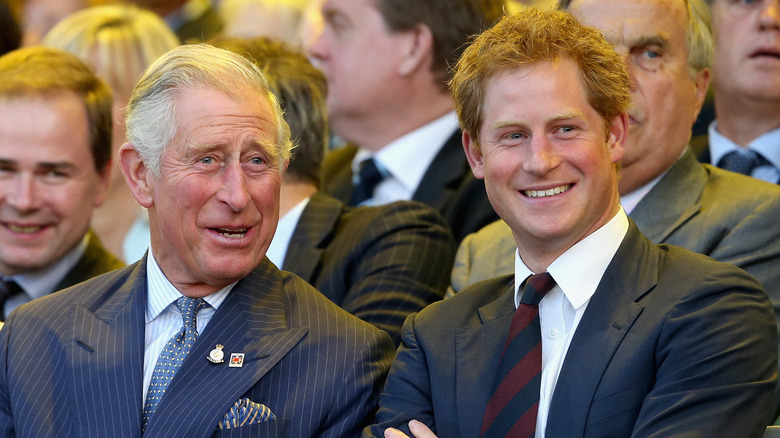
[524,184,571,198]
[8,224,43,233]
[217,228,247,238]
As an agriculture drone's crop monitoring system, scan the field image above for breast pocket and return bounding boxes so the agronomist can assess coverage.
[212,418,288,437]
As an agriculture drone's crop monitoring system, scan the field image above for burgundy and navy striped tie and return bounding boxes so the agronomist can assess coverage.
[481,272,556,438]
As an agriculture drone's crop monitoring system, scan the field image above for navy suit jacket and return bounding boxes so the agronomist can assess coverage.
[322,130,498,242]
[0,257,395,438]
[366,222,778,438]
[282,192,456,345]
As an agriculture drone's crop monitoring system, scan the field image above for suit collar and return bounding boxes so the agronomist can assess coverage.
[412,130,468,209]
[546,223,657,437]
[71,260,148,436]
[282,192,343,280]
[630,148,707,242]
[455,276,516,437]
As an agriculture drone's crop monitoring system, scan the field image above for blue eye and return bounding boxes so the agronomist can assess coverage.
[250,157,264,165]
[200,157,214,164]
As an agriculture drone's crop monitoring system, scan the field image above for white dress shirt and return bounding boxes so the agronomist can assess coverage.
[709,121,780,184]
[3,235,87,318]
[513,208,629,437]
[266,197,310,268]
[351,112,460,205]
[142,249,234,404]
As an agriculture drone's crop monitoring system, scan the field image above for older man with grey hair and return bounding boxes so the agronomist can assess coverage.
[0,43,394,438]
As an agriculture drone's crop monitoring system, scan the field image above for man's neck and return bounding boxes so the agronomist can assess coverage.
[713,92,780,147]
[279,180,318,217]
[335,90,454,152]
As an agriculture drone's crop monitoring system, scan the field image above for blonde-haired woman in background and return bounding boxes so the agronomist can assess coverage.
[43,4,180,263]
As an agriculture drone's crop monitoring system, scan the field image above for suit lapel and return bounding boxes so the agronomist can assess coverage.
[144,259,307,437]
[546,223,657,438]
[282,192,343,282]
[630,148,707,243]
[70,261,147,437]
[412,130,466,210]
[454,277,515,438]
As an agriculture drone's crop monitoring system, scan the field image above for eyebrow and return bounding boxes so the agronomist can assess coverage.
[490,111,587,131]
[628,34,670,51]
[0,159,77,170]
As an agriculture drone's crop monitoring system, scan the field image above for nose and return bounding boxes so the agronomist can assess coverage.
[217,162,251,212]
[759,0,780,30]
[5,173,39,212]
[306,23,329,63]
[523,136,561,176]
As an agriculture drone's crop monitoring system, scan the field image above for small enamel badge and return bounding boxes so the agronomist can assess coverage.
[229,353,245,368]
[208,344,225,364]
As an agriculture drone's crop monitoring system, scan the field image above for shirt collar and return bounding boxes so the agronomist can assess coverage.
[514,208,629,309]
[352,112,460,194]
[10,234,88,299]
[709,121,780,171]
[145,248,233,323]
[266,196,310,267]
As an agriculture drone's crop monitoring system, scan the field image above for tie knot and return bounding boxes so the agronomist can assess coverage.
[0,279,23,300]
[350,158,387,206]
[718,150,771,176]
[520,272,555,306]
[175,296,205,326]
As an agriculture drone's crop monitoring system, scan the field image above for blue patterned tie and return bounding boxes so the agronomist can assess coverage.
[142,297,206,431]
[718,150,771,176]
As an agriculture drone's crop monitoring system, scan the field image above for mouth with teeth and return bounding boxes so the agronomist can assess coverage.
[523,184,572,198]
[5,223,46,234]
[213,227,248,238]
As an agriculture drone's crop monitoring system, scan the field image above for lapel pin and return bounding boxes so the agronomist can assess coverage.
[229,353,245,368]
[208,344,225,364]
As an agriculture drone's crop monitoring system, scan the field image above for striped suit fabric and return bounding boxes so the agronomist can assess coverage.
[282,192,456,345]
[0,257,395,437]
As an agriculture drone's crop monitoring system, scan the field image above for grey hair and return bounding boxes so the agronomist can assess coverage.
[125,43,292,176]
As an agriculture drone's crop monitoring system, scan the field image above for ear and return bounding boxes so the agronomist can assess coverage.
[462,131,485,179]
[119,142,154,208]
[607,113,629,164]
[692,67,711,120]
[398,24,434,77]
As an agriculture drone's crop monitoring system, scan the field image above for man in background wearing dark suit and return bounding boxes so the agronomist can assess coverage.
[368,9,777,438]
[211,35,456,345]
[0,44,395,438]
[306,0,503,242]
[691,0,780,183]
[0,47,122,322]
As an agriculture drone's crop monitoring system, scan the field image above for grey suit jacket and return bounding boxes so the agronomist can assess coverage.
[0,257,395,438]
[369,222,778,437]
[283,192,455,345]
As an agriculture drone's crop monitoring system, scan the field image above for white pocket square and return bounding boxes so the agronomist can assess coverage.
[217,397,276,429]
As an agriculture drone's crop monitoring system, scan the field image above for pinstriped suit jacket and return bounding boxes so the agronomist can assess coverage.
[0,257,395,438]
[282,192,456,345]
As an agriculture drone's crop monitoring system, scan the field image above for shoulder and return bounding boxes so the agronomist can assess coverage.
[323,144,358,177]
[412,275,513,331]
[701,164,780,206]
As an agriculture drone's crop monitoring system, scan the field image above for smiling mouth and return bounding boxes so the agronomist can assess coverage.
[523,184,572,198]
[6,224,44,234]
[214,227,248,238]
